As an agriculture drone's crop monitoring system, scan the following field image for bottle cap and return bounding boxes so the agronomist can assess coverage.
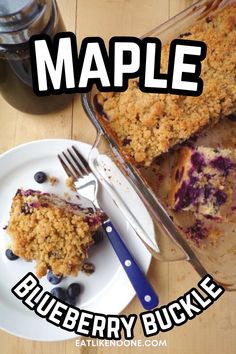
[0,0,53,50]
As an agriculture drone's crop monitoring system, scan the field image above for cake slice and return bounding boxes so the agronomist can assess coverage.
[6,189,103,277]
[168,146,236,220]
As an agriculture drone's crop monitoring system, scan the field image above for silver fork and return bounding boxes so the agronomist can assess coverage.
[58,145,159,310]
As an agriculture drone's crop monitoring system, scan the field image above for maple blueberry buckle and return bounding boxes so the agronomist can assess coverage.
[168,146,236,220]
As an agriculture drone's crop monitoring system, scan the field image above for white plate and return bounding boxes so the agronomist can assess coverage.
[0,139,153,342]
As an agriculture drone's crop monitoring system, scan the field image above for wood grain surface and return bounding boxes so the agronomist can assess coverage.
[0,1,235,353]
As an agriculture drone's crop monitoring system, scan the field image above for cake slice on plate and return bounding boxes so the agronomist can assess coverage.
[6,189,103,277]
[168,146,236,220]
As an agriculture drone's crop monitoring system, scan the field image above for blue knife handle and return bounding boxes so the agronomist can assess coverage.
[102,219,159,310]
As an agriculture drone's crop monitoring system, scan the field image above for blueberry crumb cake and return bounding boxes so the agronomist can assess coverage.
[6,189,103,277]
[95,4,236,165]
[168,146,236,220]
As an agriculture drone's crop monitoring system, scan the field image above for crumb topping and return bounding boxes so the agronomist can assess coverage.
[66,176,77,192]
[48,176,59,186]
[98,4,236,165]
[6,190,102,277]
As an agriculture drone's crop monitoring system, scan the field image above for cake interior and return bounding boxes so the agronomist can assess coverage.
[168,146,236,220]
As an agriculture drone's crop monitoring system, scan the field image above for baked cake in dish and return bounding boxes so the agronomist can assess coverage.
[6,189,103,277]
[96,4,236,165]
[168,146,236,220]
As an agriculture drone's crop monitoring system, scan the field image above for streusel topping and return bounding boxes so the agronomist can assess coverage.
[98,4,236,165]
[7,190,102,277]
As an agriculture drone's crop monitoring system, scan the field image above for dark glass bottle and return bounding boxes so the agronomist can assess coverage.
[0,0,72,114]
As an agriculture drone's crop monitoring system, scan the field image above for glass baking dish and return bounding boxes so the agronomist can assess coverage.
[81,0,236,290]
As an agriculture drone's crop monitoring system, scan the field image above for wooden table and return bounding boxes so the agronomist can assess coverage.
[0,1,235,353]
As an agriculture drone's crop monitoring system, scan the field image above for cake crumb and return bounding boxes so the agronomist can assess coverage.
[49,176,59,186]
[66,176,77,192]
[81,262,95,275]
[64,192,72,201]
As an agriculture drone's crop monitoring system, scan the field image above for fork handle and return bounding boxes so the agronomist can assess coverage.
[102,219,159,310]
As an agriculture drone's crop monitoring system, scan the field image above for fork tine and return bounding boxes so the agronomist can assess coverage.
[62,152,81,179]
[67,149,85,177]
[72,145,91,175]
[58,154,77,180]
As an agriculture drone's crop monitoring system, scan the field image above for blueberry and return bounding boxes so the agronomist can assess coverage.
[122,138,131,146]
[67,283,81,298]
[34,171,47,184]
[51,287,67,302]
[186,220,208,244]
[5,249,19,261]
[68,297,77,307]
[174,182,200,210]
[214,190,227,206]
[47,270,62,285]
[191,152,205,172]
[210,157,233,176]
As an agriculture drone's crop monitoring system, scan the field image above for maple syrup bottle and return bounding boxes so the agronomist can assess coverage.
[0,0,72,114]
